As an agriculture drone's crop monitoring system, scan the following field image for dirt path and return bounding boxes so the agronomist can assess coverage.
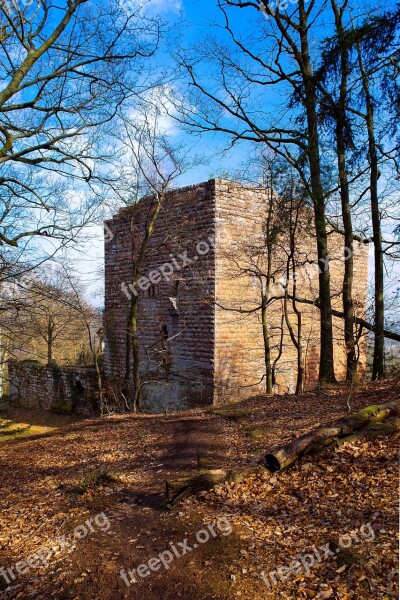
[0,409,242,600]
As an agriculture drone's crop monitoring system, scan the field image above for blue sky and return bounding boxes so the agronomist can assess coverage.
[72,0,398,309]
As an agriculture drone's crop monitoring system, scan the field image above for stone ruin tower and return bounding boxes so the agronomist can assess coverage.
[104,179,368,412]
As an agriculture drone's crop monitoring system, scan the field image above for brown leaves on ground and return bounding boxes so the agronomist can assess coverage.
[0,378,398,599]
[190,435,398,599]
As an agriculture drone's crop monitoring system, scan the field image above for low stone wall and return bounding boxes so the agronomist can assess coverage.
[8,361,100,416]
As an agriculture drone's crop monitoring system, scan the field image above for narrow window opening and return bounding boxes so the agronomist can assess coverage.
[74,380,85,397]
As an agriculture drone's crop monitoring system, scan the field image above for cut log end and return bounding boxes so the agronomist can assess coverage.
[265,454,281,473]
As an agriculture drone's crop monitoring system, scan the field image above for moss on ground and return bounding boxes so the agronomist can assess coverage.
[67,470,119,496]
[0,401,76,443]
[210,407,250,421]
[0,420,51,442]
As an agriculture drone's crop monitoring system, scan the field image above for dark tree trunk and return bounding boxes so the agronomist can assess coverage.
[357,48,385,380]
[337,128,357,380]
[332,0,357,380]
[262,293,273,396]
[47,323,54,364]
[299,0,336,384]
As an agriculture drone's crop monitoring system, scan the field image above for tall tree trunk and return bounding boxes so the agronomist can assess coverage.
[126,196,163,411]
[262,293,273,395]
[332,0,357,381]
[357,46,385,380]
[283,190,304,395]
[299,0,336,384]
[295,337,304,395]
[261,177,275,396]
[284,257,305,395]
[129,296,142,412]
[337,132,357,380]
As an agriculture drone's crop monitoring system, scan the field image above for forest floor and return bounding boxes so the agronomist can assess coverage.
[0,378,398,600]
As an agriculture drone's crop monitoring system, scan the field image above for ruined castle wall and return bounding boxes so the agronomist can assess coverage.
[214,180,369,403]
[104,181,216,411]
[214,180,268,402]
[104,178,369,410]
[7,361,99,415]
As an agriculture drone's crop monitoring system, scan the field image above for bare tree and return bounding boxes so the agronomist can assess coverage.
[281,176,307,396]
[318,0,358,381]
[0,0,161,251]
[0,264,101,404]
[259,159,287,394]
[105,95,197,411]
[317,4,400,379]
[173,0,341,384]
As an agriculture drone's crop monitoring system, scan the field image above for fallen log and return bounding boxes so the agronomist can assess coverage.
[166,469,227,504]
[264,400,400,473]
[338,417,400,446]
[166,465,268,505]
[165,400,400,504]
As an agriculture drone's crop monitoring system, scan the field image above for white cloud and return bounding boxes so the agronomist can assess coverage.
[125,85,179,136]
[122,0,183,17]
[147,0,182,13]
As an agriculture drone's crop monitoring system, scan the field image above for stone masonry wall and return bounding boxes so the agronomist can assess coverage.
[104,181,216,411]
[104,178,369,411]
[214,180,369,402]
[8,361,100,416]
